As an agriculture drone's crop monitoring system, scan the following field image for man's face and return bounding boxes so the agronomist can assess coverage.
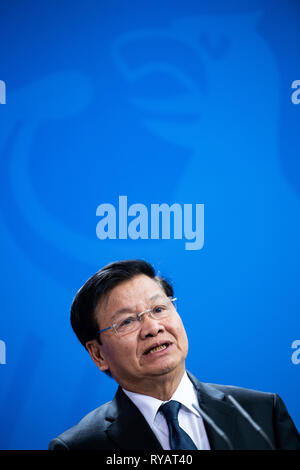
[88,274,189,392]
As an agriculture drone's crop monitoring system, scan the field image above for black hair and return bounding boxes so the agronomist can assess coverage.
[70,259,173,377]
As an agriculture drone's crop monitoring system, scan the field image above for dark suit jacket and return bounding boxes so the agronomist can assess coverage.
[48,372,300,450]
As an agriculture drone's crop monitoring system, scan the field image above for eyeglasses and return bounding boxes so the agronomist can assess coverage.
[98,297,177,337]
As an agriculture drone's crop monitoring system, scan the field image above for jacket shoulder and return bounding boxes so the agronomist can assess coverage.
[197,381,300,449]
[206,382,274,401]
[188,371,274,403]
[48,401,115,450]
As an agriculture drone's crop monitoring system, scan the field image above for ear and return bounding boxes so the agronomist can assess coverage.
[85,339,109,372]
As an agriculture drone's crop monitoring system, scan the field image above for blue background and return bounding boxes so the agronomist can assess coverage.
[0,0,299,450]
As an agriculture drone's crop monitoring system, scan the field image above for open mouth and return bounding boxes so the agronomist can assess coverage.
[144,342,171,355]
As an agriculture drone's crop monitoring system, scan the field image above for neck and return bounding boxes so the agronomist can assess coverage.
[120,366,186,401]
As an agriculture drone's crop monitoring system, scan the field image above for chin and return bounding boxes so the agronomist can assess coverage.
[146,359,184,377]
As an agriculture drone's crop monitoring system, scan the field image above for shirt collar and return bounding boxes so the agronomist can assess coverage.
[122,371,200,427]
[170,371,200,417]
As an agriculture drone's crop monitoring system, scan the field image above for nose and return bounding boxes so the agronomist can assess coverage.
[139,312,165,339]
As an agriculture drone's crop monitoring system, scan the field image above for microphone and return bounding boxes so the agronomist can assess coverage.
[192,403,234,450]
[227,394,275,450]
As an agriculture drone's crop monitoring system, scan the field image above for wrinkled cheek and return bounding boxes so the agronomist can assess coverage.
[113,341,137,367]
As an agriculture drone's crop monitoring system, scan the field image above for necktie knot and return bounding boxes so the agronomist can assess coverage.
[159,400,181,423]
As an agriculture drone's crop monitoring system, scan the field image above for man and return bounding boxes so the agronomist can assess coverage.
[49,259,300,450]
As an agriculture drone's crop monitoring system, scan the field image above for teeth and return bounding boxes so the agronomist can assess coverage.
[149,344,167,354]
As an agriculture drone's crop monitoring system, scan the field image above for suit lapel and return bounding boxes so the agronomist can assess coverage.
[105,386,163,450]
[187,372,240,450]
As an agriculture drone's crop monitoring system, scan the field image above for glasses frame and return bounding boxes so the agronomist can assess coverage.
[98,297,177,336]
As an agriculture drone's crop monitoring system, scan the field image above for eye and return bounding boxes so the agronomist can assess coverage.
[153,304,166,314]
[119,316,136,328]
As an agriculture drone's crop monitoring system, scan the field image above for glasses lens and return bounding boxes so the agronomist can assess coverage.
[115,297,177,336]
[116,315,139,335]
[150,298,175,320]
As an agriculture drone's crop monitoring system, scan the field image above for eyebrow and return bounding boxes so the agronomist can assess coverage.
[110,294,166,322]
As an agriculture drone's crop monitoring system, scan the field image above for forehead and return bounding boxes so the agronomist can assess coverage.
[96,274,166,319]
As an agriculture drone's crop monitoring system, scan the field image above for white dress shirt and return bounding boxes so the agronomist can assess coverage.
[122,371,211,450]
